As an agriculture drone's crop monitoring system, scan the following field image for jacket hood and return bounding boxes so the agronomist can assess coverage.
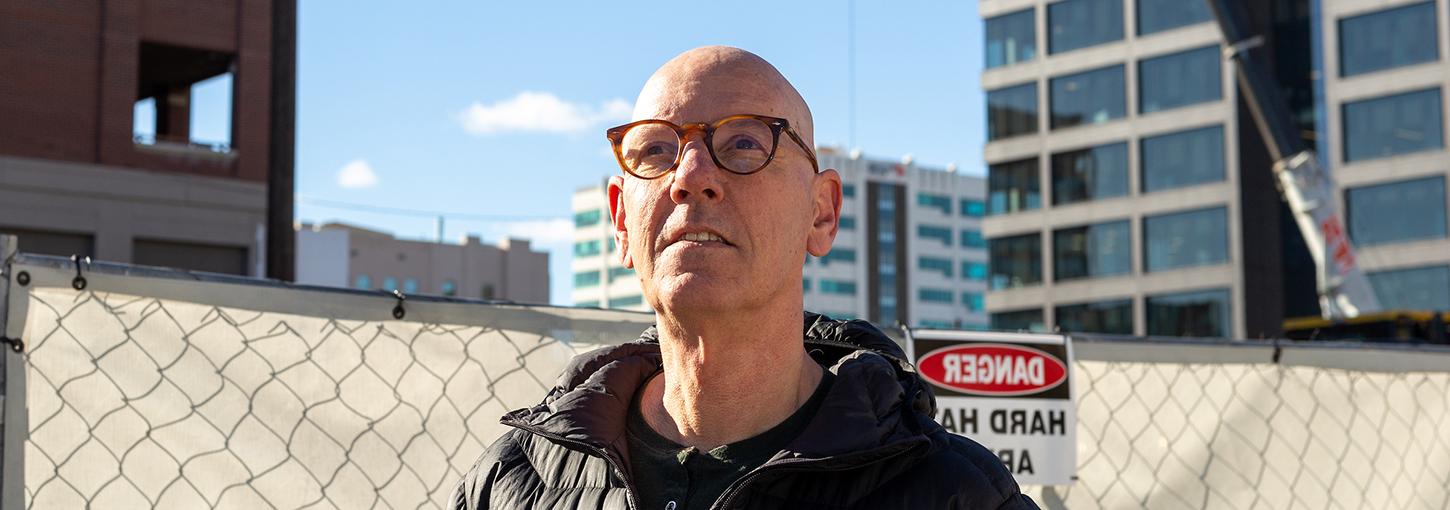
[500,312,942,471]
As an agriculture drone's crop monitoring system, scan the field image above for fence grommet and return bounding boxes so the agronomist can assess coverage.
[1,336,23,353]
[16,270,29,286]
[71,254,90,291]
[391,290,406,320]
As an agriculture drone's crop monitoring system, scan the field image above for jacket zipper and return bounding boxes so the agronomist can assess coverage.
[504,420,640,510]
[707,438,927,510]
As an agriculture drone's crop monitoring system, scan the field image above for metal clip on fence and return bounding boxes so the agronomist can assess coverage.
[70,254,91,291]
[391,289,406,320]
[0,335,22,353]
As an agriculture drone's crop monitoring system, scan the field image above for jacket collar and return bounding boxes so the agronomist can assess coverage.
[500,312,939,468]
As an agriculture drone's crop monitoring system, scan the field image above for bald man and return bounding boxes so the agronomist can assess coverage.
[451,46,1038,510]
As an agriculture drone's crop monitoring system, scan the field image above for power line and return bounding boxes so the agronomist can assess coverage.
[295,195,566,222]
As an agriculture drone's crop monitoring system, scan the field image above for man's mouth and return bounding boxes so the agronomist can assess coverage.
[681,232,725,243]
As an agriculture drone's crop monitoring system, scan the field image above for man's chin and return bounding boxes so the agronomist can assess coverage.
[652,276,747,315]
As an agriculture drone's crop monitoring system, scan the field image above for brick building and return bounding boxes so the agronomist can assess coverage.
[0,0,295,277]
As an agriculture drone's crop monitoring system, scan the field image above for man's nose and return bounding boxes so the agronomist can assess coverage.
[669,137,724,203]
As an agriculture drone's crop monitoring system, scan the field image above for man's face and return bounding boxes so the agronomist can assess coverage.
[607,50,840,316]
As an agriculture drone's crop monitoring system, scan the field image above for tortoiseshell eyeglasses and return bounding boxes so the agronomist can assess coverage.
[605,114,820,180]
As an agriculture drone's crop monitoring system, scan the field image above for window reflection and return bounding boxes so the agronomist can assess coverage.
[1339,2,1439,77]
[1346,176,1447,246]
[1140,46,1221,114]
[1342,88,1444,162]
[1144,207,1228,272]
[1051,65,1126,129]
[1147,288,1231,337]
[990,232,1042,290]
[1052,142,1128,205]
[1141,125,1224,192]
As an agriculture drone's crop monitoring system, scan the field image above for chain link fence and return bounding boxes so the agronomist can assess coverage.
[1031,341,1450,509]
[3,246,1449,509]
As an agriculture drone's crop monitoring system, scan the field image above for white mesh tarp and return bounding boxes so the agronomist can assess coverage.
[3,255,1449,509]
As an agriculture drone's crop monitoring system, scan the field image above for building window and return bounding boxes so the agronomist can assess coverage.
[132,239,248,276]
[1147,288,1231,337]
[1145,207,1228,272]
[990,232,1042,290]
[961,230,986,249]
[612,295,644,308]
[917,193,952,215]
[575,271,601,288]
[481,284,496,300]
[987,83,1039,141]
[1051,142,1128,205]
[573,239,602,257]
[1339,2,1439,77]
[609,266,636,282]
[1054,220,1132,281]
[1346,176,1447,246]
[133,42,235,152]
[1139,46,1221,114]
[992,308,1047,332]
[576,300,599,308]
[1048,0,1123,54]
[960,199,986,217]
[919,289,954,304]
[989,158,1040,215]
[963,261,989,281]
[919,256,954,277]
[0,226,95,258]
[1056,299,1134,335]
[1368,265,1450,310]
[1141,125,1224,192]
[574,209,603,228]
[963,292,985,312]
[843,184,856,198]
[987,8,1037,68]
[803,278,811,292]
[1343,88,1444,163]
[1136,0,1212,35]
[354,275,372,290]
[819,280,858,295]
[403,278,419,294]
[1051,65,1126,130]
[918,320,956,329]
[821,248,858,265]
[382,277,398,291]
[839,216,857,230]
[918,225,953,246]
[441,279,457,297]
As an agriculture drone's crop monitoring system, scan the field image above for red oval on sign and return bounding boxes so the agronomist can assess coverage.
[917,343,1067,396]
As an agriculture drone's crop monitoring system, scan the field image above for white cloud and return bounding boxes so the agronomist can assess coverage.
[458,92,632,135]
[336,159,379,189]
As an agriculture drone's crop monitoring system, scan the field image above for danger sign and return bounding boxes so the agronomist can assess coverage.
[907,329,1076,485]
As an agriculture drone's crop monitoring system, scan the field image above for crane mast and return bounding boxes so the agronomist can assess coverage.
[1204,0,1381,319]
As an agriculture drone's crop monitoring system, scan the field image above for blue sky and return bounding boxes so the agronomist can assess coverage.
[289,1,987,305]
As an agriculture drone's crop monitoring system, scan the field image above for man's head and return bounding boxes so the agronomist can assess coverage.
[607,46,842,318]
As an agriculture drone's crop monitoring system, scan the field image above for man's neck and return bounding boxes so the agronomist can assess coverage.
[641,304,823,451]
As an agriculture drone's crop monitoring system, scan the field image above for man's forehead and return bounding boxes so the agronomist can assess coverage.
[631,47,813,141]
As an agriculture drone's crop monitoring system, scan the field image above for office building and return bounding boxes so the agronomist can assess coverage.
[0,0,295,278]
[296,222,550,303]
[1317,0,1450,312]
[572,149,991,329]
[979,0,1331,338]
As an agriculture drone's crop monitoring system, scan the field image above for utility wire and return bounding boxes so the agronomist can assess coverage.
[296,195,565,222]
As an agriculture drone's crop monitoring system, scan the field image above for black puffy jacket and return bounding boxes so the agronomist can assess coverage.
[450,313,1039,509]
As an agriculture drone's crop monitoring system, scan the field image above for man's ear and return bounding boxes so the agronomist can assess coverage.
[806,169,842,257]
[607,175,633,269]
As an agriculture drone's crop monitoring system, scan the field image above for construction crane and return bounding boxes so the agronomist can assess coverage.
[1206,0,1446,343]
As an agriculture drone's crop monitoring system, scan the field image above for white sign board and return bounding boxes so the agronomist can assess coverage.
[907,329,1076,485]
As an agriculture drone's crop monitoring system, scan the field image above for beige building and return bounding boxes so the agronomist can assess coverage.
[296,222,549,303]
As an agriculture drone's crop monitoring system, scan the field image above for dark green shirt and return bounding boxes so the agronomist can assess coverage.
[625,369,834,510]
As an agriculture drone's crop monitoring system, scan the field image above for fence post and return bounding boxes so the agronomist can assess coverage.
[0,235,23,509]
